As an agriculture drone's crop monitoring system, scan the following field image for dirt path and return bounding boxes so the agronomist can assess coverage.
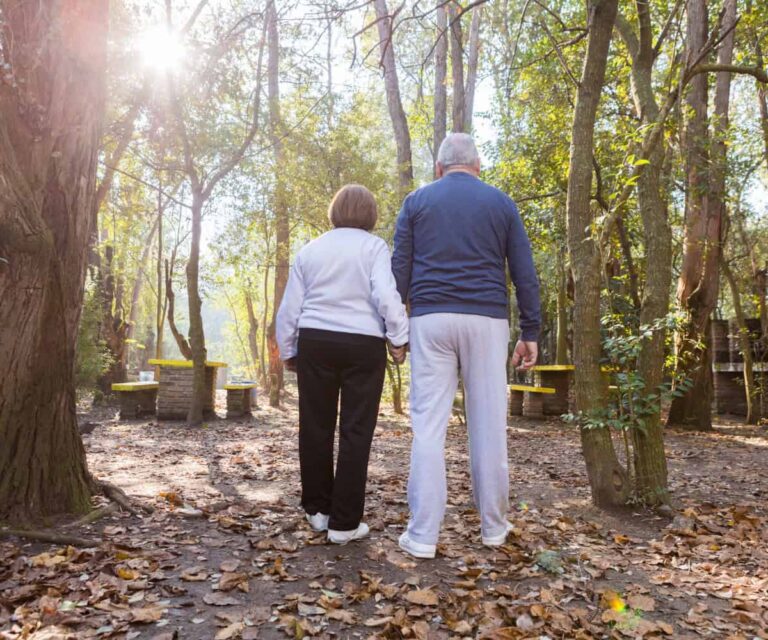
[1,392,766,639]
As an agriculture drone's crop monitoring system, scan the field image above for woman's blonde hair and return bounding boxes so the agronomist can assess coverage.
[328,184,378,231]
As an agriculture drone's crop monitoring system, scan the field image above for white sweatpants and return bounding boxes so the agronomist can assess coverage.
[406,313,510,545]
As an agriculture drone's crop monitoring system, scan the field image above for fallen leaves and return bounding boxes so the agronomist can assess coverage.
[404,588,439,606]
[203,592,242,607]
[2,405,765,639]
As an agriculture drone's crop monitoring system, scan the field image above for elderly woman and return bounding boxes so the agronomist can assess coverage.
[276,184,408,545]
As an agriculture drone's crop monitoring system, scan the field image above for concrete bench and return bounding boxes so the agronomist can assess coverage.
[224,383,258,418]
[510,383,556,418]
[111,382,159,419]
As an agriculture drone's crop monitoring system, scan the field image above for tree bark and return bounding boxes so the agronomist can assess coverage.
[266,0,289,408]
[565,0,628,507]
[722,260,757,424]
[374,0,414,193]
[556,249,569,365]
[617,0,673,505]
[433,3,448,176]
[0,0,109,523]
[165,259,193,360]
[449,1,465,132]
[245,289,261,382]
[186,193,207,425]
[96,243,129,394]
[463,6,482,132]
[667,0,720,431]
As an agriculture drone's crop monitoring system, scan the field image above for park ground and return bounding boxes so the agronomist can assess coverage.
[1,393,767,639]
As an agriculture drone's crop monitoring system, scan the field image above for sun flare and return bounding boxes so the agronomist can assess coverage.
[137,27,185,72]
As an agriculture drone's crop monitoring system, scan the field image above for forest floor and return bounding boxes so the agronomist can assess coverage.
[1,391,767,640]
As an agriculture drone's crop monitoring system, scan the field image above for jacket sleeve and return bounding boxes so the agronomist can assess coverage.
[391,196,414,304]
[371,240,409,347]
[506,199,541,342]
[275,254,306,360]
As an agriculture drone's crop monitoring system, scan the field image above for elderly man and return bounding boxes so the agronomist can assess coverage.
[392,133,541,558]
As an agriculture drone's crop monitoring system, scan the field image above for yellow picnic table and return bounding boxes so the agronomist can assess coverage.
[148,359,228,420]
[528,364,615,415]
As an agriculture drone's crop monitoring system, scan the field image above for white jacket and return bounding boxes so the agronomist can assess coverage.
[276,228,409,360]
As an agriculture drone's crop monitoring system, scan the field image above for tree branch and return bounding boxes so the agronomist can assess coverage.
[689,63,768,83]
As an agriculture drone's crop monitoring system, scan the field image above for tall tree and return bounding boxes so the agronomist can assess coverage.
[565,0,628,507]
[668,0,734,430]
[165,4,266,424]
[266,0,289,408]
[449,1,465,132]
[615,0,676,505]
[463,6,483,132]
[0,0,109,522]
[433,2,448,174]
[374,0,413,193]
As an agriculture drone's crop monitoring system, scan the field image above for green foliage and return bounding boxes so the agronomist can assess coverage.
[75,284,113,391]
[563,312,696,435]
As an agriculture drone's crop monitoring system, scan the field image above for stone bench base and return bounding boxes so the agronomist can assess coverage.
[112,383,159,420]
[510,384,555,419]
[225,385,257,418]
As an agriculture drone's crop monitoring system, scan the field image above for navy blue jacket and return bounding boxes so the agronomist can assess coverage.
[391,171,541,342]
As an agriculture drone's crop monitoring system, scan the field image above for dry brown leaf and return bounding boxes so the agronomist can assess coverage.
[219,572,249,592]
[325,608,356,624]
[131,605,165,623]
[404,589,439,606]
[215,622,244,640]
[451,620,473,634]
[363,616,393,627]
[204,592,242,607]
[220,559,241,572]
[181,566,209,582]
[627,594,656,612]
[412,620,431,639]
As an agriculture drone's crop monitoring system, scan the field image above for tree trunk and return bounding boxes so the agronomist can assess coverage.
[433,2,448,176]
[165,259,193,360]
[613,0,674,505]
[96,243,129,393]
[0,0,109,524]
[127,218,160,339]
[449,1,465,132]
[565,0,628,508]
[386,362,404,415]
[155,184,166,365]
[463,6,482,132]
[556,248,569,365]
[722,260,757,424]
[374,0,414,193]
[668,0,718,430]
[186,194,208,425]
[245,289,261,381]
[267,0,289,408]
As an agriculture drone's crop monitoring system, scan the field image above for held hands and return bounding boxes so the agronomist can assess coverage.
[284,357,297,372]
[510,340,538,371]
[388,342,408,365]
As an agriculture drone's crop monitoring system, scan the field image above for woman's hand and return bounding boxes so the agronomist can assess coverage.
[285,357,297,372]
[388,342,408,365]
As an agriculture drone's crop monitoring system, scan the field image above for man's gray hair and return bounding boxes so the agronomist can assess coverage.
[437,133,480,168]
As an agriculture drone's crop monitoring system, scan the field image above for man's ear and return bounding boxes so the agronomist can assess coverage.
[474,158,481,174]
[435,162,443,178]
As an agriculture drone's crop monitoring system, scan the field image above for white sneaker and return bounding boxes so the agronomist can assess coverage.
[398,531,436,559]
[306,512,329,532]
[482,521,514,547]
[328,522,370,544]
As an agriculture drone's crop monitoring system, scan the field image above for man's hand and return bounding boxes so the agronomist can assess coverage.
[388,342,408,365]
[511,340,538,371]
[284,358,297,373]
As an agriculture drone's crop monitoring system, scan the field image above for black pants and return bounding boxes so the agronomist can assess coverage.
[297,328,387,531]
